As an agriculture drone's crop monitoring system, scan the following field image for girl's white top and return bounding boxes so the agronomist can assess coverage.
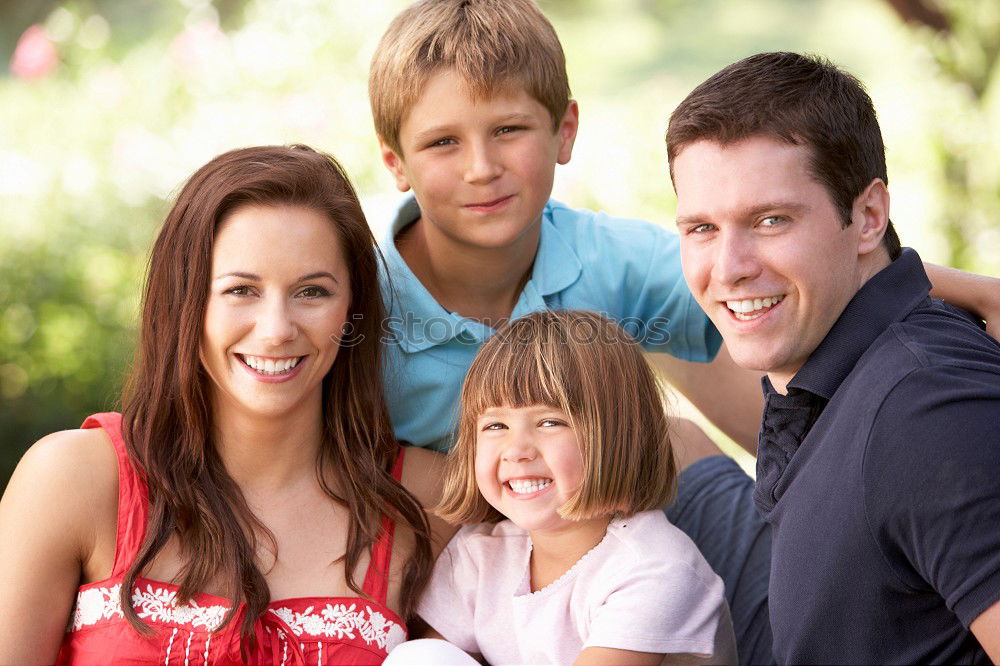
[418,510,737,665]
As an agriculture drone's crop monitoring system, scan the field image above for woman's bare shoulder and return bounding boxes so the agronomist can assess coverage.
[1,427,119,556]
[0,427,120,662]
[17,427,118,493]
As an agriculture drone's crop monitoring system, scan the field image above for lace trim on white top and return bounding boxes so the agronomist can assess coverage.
[518,520,617,598]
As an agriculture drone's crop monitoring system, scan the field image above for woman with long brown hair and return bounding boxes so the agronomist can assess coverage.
[0,145,447,665]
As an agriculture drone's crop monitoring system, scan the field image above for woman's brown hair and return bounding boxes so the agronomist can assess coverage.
[120,145,431,642]
[437,310,677,525]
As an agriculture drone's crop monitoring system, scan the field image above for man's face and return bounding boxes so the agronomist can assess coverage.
[378,68,577,252]
[674,136,867,392]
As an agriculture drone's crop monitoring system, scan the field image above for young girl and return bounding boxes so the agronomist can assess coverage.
[388,310,737,665]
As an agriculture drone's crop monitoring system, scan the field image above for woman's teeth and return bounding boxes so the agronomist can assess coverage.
[726,295,785,321]
[507,479,553,494]
[241,355,301,375]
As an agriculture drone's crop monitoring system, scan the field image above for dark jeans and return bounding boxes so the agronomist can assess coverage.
[666,455,773,666]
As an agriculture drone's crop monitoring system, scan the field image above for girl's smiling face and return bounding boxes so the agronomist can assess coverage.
[474,403,586,535]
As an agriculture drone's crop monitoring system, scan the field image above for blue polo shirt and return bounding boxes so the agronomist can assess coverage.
[379,197,721,452]
[756,248,1000,664]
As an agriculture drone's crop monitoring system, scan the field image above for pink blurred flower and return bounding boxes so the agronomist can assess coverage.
[10,25,59,79]
[170,19,227,74]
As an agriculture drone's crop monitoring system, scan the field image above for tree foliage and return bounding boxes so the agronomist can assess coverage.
[1,0,997,488]
[883,0,1000,270]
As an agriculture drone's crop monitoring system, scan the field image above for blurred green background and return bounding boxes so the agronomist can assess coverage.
[1,0,998,487]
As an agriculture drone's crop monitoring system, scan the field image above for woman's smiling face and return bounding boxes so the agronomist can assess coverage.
[200,203,351,420]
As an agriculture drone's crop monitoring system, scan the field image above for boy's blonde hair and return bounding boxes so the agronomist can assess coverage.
[437,310,677,525]
[369,0,572,155]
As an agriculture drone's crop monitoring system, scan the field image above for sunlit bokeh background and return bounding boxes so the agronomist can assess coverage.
[2,0,998,484]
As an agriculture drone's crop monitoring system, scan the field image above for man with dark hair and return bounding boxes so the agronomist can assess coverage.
[668,51,1000,663]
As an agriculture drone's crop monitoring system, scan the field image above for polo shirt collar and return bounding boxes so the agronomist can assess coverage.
[531,201,582,297]
[380,198,581,353]
[380,198,457,353]
[786,247,931,400]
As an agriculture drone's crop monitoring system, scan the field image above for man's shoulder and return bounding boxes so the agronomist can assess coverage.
[814,297,1000,475]
[889,297,1000,370]
[857,304,1000,632]
[850,301,999,402]
[846,296,1000,395]
[851,299,1000,458]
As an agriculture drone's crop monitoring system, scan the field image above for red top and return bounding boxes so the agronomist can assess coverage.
[57,412,408,666]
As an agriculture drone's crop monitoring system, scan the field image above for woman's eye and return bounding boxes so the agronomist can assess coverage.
[298,286,330,299]
[224,285,253,296]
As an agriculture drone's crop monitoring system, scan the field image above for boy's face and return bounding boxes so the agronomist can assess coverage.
[379,68,578,251]
[674,136,880,391]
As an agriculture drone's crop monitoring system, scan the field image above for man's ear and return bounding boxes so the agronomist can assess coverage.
[378,136,411,192]
[556,99,579,166]
[853,178,890,256]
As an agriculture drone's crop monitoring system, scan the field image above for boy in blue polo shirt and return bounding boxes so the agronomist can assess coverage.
[367,2,998,664]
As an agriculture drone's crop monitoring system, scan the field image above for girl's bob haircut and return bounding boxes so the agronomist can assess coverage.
[437,310,677,524]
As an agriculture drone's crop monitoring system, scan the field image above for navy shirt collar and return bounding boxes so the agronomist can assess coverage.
[755,248,931,515]
[785,247,931,400]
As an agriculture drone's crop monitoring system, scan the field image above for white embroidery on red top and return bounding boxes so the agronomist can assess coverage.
[68,584,405,653]
[69,583,228,632]
[269,603,406,650]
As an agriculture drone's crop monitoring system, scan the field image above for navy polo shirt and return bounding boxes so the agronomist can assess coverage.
[756,248,1000,664]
